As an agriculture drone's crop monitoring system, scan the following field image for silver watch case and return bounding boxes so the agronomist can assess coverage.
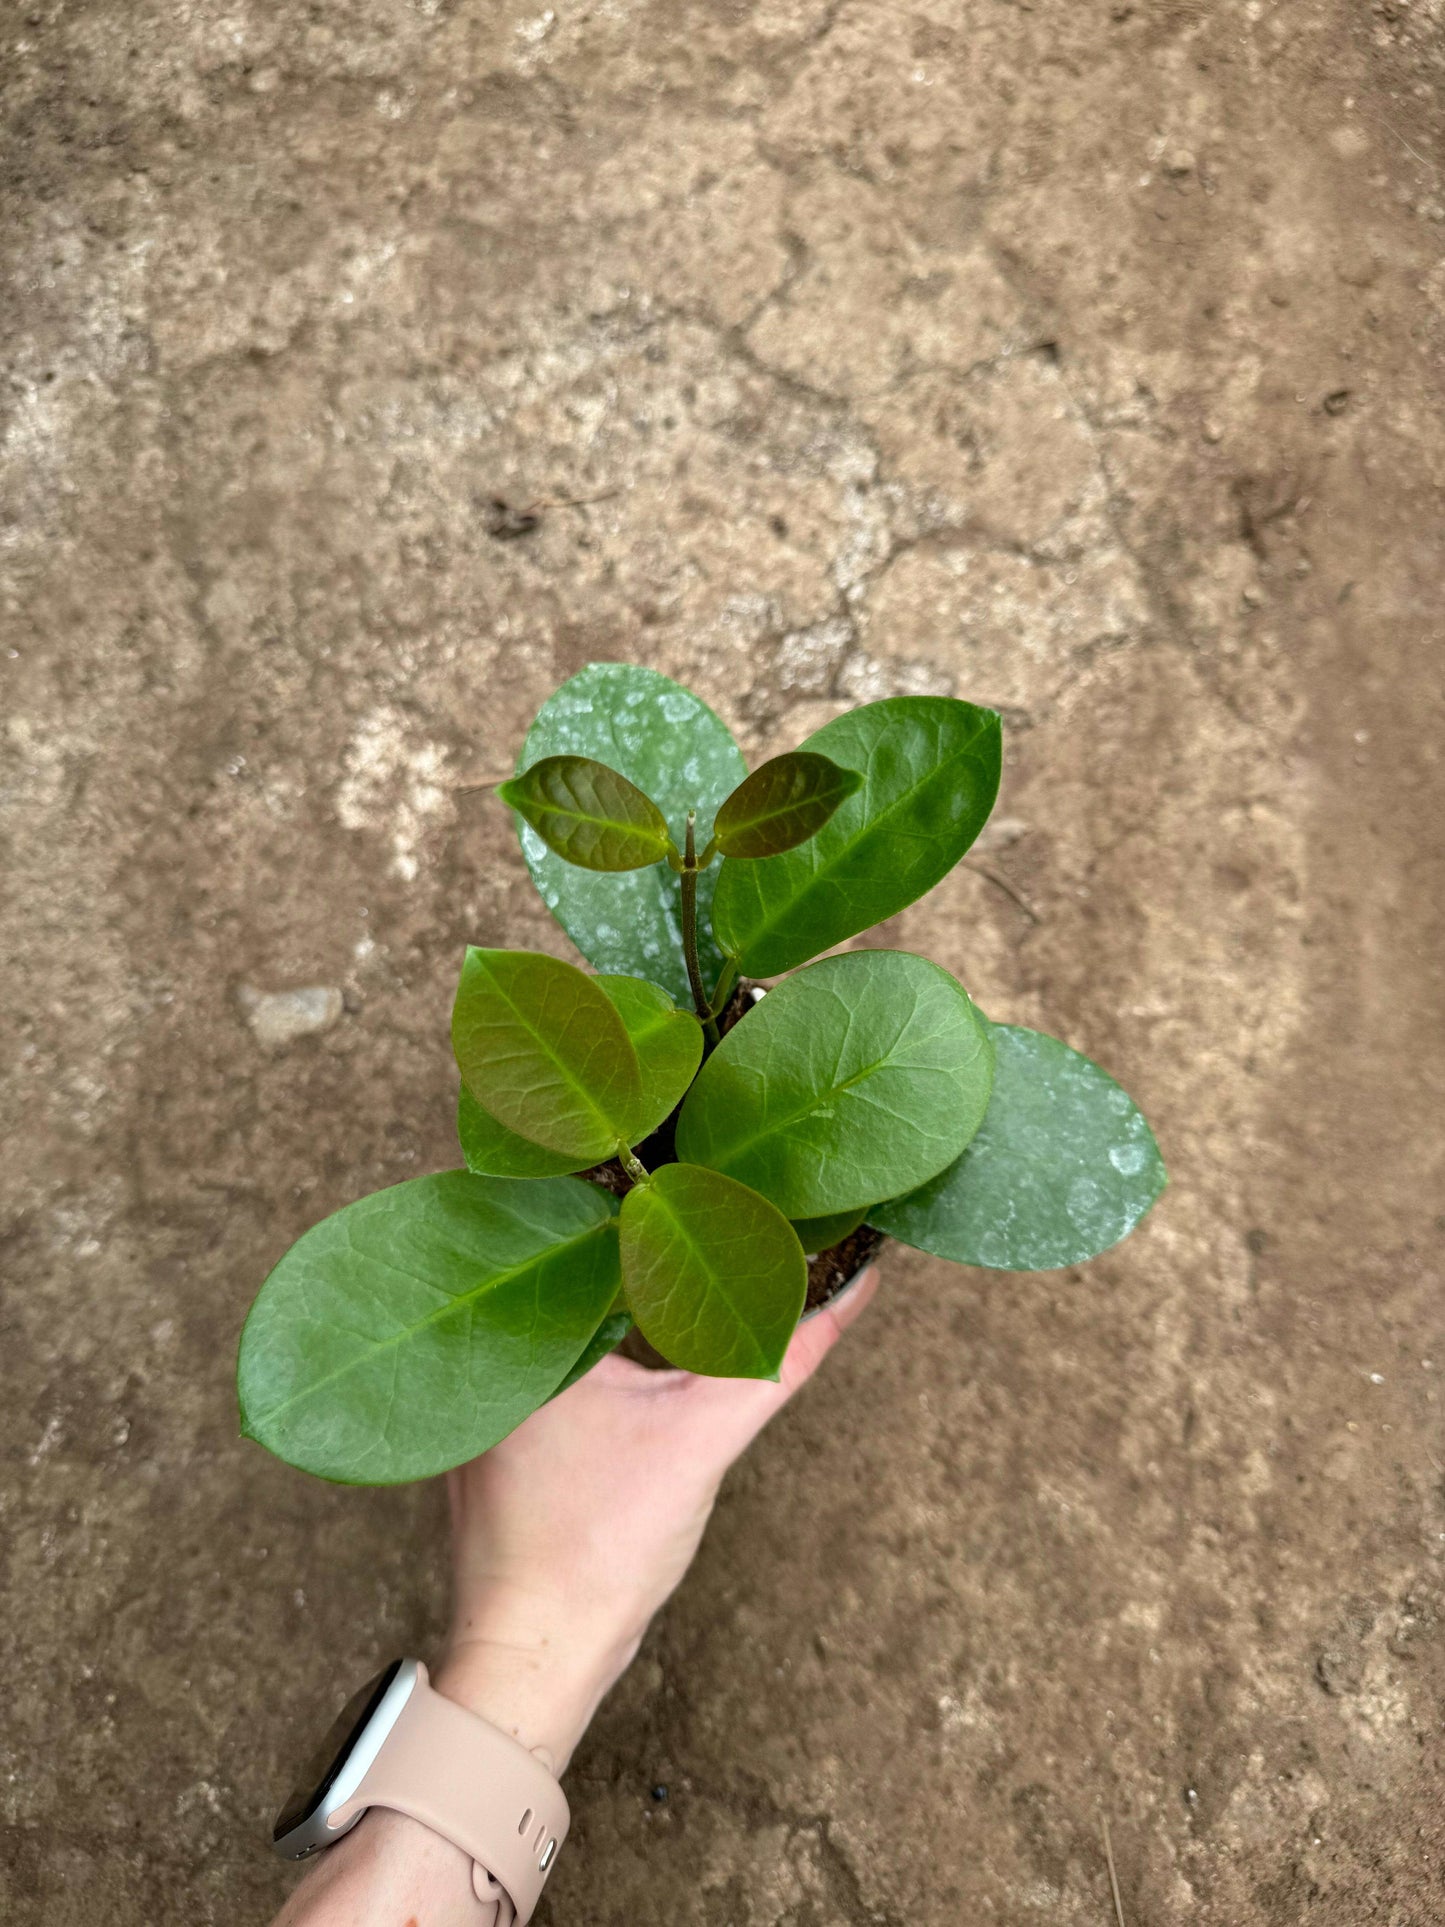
[271,1657,420,1861]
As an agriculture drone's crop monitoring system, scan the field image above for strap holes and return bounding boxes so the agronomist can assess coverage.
[540,1838,557,1872]
[518,1808,533,1836]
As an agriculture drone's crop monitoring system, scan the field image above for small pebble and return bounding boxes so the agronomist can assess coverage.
[650,1784,669,1803]
[238,984,344,1049]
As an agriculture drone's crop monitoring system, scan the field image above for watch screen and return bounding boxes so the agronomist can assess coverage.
[273,1660,402,1841]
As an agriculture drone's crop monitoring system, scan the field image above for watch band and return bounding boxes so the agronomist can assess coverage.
[329,1661,569,1926]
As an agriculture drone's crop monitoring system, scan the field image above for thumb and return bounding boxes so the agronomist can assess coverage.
[777,1264,880,1394]
[674,1264,881,1453]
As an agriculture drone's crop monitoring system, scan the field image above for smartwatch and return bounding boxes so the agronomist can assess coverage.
[270,1658,569,1926]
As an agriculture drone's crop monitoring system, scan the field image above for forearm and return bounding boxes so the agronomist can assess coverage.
[269,1274,878,1927]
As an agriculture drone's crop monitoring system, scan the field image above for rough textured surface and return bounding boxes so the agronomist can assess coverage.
[2,3,1443,1922]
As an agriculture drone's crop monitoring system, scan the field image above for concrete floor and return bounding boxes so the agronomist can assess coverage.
[3,2,1443,1921]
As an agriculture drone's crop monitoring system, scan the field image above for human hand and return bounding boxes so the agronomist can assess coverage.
[433,1267,880,1770]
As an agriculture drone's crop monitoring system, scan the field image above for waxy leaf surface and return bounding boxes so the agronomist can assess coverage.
[451,948,642,1161]
[238,1173,621,1483]
[711,697,1002,977]
[550,1310,634,1397]
[790,1206,869,1254]
[499,755,673,871]
[676,949,995,1217]
[713,751,862,860]
[519,663,747,1003]
[620,1163,805,1378]
[870,1024,1166,1270]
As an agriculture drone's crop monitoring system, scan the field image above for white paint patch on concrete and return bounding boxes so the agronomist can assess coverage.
[335,704,449,880]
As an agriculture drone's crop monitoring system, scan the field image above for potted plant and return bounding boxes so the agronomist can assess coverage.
[238,664,1165,1484]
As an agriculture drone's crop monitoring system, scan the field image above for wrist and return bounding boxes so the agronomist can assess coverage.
[434,1592,643,1773]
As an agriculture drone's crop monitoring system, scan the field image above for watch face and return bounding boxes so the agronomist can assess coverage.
[273,1660,402,1842]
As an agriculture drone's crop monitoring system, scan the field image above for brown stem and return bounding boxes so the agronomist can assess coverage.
[679,813,718,1045]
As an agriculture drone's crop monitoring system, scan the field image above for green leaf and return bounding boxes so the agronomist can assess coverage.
[711,697,1002,978]
[457,1085,589,1179]
[499,755,675,872]
[713,751,863,860]
[869,1024,1166,1270]
[619,1163,806,1379]
[596,974,704,1131]
[451,948,643,1161]
[237,1172,621,1484]
[790,1206,869,1253]
[549,1310,634,1397]
[519,663,747,1003]
[676,949,995,1217]
[456,973,702,1176]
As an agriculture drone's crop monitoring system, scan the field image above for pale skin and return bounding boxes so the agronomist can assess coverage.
[271,1266,879,1927]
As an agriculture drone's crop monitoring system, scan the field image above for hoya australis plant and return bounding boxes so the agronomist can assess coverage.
[238,664,1165,1485]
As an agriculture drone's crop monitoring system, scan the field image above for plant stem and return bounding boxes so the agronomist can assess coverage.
[619,1147,650,1186]
[680,812,715,1039]
[708,956,739,1021]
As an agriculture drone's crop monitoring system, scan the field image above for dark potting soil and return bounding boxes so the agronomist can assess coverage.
[803,1221,886,1314]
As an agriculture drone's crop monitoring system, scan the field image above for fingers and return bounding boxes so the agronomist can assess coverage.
[678,1265,881,1447]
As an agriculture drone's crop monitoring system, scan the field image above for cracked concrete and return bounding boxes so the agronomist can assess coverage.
[3,1,1444,1922]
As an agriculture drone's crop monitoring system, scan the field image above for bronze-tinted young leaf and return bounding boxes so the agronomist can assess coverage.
[712,697,1002,977]
[237,1172,621,1483]
[518,665,747,1004]
[451,948,643,1161]
[870,1024,1166,1270]
[456,974,701,1178]
[498,755,674,872]
[713,751,863,860]
[619,1163,806,1379]
[457,1085,590,1180]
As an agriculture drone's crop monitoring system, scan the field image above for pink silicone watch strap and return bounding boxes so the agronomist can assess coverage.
[329,1662,570,1926]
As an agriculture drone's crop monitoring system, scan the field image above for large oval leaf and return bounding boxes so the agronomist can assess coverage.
[713,751,862,860]
[675,949,995,1217]
[619,1163,806,1378]
[870,1024,1166,1270]
[711,697,1002,978]
[519,664,747,1003]
[451,948,642,1161]
[456,974,702,1177]
[499,755,674,872]
[237,1172,621,1483]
